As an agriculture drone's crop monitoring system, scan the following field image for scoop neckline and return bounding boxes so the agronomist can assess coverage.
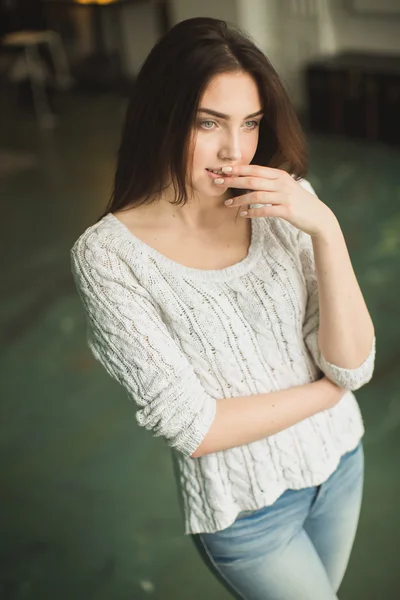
[104,212,263,282]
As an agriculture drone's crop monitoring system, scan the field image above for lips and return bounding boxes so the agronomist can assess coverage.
[205,168,232,176]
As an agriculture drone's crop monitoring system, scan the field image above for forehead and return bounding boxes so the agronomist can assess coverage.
[199,71,261,114]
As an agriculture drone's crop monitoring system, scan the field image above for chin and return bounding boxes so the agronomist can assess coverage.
[192,185,226,200]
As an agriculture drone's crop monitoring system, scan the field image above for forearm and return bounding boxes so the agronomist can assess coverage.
[312,215,375,369]
[191,377,344,458]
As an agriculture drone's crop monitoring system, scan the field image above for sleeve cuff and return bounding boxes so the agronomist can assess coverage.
[318,336,376,391]
[173,396,217,458]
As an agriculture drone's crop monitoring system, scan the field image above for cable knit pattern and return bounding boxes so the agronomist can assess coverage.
[71,179,375,535]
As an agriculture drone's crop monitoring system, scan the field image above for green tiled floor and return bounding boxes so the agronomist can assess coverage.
[1,90,399,599]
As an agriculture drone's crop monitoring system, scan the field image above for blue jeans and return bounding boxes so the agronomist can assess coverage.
[192,442,364,600]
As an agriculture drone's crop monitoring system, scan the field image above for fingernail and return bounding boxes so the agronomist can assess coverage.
[221,166,232,173]
[224,199,233,205]
[239,211,248,217]
[214,178,224,184]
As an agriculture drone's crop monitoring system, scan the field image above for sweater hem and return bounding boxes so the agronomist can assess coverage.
[183,432,364,535]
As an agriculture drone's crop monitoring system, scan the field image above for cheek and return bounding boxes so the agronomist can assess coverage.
[192,136,215,168]
[242,132,259,161]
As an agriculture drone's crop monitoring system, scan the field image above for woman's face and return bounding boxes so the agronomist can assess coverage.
[189,71,263,202]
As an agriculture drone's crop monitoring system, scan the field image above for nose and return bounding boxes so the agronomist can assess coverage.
[218,132,242,162]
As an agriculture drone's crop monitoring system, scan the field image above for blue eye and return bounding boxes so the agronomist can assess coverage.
[198,119,260,131]
[244,120,260,130]
[200,120,216,130]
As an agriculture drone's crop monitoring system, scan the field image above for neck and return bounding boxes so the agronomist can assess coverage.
[151,187,233,231]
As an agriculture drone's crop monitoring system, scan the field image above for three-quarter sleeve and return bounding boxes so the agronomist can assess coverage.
[71,234,216,457]
[298,179,376,391]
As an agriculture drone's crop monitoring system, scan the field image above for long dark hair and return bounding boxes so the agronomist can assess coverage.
[101,17,308,218]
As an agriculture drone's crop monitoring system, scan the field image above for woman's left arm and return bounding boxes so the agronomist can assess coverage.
[297,202,376,391]
[219,166,376,391]
[309,215,375,368]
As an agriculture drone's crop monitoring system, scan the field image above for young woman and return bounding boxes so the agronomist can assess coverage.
[71,17,375,600]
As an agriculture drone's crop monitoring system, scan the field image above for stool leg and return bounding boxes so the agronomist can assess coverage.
[25,45,56,128]
[47,32,74,90]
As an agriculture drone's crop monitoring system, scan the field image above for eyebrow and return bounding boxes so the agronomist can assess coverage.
[198,108,264,120]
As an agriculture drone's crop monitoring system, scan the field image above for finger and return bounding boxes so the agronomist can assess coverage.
[222,176,278,190]
[225,191,281,207]
[221,165,284,178]
[239,204,284,218]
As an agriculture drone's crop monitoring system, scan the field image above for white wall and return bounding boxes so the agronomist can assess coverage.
[328,0,400,54]
[274,0,323,107]
[115,0,400,106]
[247,0,400,108]
[236,0,281,67]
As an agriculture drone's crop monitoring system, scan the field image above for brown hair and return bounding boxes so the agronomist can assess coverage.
[101,17,307,218]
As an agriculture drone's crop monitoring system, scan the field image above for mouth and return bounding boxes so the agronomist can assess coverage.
[205,168,233,178]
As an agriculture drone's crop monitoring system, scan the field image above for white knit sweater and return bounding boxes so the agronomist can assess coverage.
[71,180,375,535]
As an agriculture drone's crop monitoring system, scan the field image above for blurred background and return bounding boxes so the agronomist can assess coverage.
[0,0,399,598]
